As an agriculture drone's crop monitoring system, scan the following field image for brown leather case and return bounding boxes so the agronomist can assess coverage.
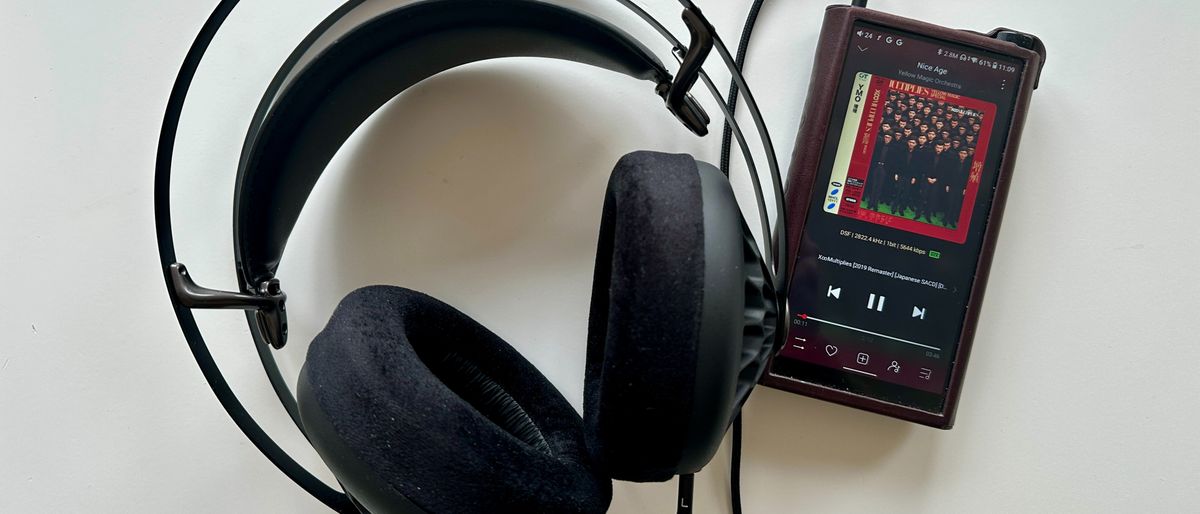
[761,5,1045,429]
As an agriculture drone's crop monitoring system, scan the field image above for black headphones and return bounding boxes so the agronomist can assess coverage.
[156,1,788,512]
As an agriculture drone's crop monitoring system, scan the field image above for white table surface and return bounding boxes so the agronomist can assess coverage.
[2,0,1198,512]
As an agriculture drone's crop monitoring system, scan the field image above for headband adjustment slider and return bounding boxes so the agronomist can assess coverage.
[658,6,713,137]
[169,263,289,349]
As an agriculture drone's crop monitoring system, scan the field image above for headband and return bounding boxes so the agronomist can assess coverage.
[235,0,687,291]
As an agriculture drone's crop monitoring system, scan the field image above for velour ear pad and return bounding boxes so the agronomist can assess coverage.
[584,151,709,482]
[298,286,611,514]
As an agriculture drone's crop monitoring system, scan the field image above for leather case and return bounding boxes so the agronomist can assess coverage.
[761,5,1045,428]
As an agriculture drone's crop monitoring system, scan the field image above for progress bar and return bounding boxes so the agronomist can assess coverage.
[804,315,942,351]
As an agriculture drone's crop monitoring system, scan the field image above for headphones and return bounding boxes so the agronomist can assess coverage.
[156,1,788,512]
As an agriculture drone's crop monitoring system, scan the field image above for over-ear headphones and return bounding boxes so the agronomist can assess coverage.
[156,0,788,512]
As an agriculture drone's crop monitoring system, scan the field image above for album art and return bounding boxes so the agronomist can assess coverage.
[821,72,997,244]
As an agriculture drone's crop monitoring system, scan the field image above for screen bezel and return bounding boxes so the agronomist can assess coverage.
[761,6,1043,429]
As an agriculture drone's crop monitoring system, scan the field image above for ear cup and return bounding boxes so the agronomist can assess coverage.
[298,286,612,514]
[584,151,716,482]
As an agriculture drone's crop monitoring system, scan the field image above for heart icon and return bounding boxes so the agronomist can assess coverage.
[825,345,838,356]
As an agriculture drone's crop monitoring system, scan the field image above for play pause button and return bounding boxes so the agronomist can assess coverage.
[827,286,842,299]
[912,306,926,320]
[867,293,885,312]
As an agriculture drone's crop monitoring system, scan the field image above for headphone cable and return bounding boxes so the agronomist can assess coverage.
[731,412,744,514]
[718,0,767,177]
[677,473,695,514]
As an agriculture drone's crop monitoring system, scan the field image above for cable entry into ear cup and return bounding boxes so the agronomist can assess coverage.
[299,287,612,514]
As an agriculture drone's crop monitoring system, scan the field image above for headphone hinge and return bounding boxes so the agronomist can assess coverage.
[658,6,713,137]
[168,263,288,349]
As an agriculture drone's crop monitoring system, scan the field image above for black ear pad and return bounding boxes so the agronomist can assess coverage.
[585,151,750,482]
[298,286,611,514]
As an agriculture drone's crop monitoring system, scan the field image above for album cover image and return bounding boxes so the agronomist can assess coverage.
[820,72,997,244]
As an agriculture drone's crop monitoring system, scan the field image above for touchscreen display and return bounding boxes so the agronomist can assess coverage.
[770,21,1024,413]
